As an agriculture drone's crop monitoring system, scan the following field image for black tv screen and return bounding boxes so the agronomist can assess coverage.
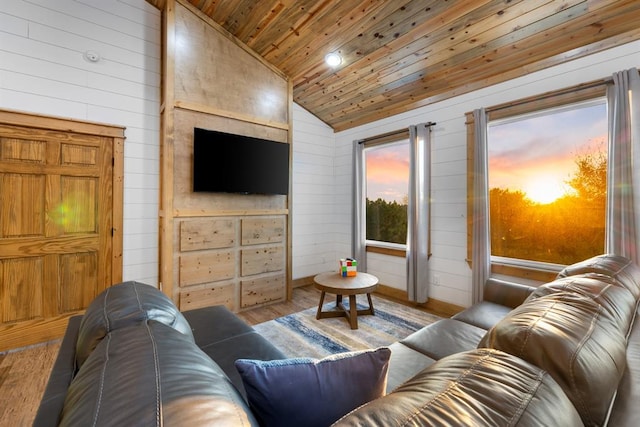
[193,127,289,195]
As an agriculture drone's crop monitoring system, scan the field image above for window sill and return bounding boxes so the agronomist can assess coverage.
[490,256,562,284]
[365,241,406,258]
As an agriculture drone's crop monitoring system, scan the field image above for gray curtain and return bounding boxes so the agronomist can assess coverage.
[471,108,490,304]
[406,124,431,303]
[606,68,640,264]
[352,140,367,271]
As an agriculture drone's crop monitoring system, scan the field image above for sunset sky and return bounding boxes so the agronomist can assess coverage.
[366,141,410,203]
[488,101,607,203]
[364,101,607,205]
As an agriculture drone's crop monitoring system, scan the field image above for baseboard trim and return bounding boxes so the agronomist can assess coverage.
[291,276,315,288]
[375,284,464,318]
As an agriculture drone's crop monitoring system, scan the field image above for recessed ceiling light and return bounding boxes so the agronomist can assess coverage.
[325,52,342,67]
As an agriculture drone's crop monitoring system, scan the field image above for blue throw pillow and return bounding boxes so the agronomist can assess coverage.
[235,347,391,427]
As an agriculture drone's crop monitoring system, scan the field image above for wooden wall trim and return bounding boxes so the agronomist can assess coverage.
[0,109,125,137]
[291,276,315,289]
[112,136,124,282]
[175,102,290,131]
[375,284,463,318]
[159,0,177,298]
[491,264,557,284]
[286,77,294,300]
[366,245,406,257]
[174,209,289,217]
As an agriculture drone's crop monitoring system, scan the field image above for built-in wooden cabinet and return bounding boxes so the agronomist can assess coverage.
[177,216,286,311]
[160,0,292,311]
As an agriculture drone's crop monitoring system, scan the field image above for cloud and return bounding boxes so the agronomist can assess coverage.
[488,102,607,192]
[366,145,409,183]
[366,143,410,202]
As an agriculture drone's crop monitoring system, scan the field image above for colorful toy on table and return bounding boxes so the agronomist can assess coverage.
[339,258,357,277]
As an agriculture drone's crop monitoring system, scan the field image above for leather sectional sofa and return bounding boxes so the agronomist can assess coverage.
[338,254,640,426]
[34,254,640,426]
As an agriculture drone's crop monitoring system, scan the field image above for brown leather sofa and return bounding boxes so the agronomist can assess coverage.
[35,254,640,426]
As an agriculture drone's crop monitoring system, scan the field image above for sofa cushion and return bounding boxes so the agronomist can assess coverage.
[61,320,256,427]
[557,253,640,299]
[235,347,391,427]
[479,292,628,426]
[400,318,486,360]
[75,281,193,368]
[451,300,512,330]
[385,341,435,393]
[333,348,583,427]
[182,305,286,399]
[201,330,287,400]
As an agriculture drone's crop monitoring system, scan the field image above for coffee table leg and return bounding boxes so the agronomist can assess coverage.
[349,295,358,329]
[367,293,375,315]
[316,291,326,319]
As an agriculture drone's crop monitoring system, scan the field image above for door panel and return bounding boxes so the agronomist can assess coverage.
[1,257,44,323]
[59,252,98,312]
[59,176,98,233]
[0,111,124,351]
[1,173,46,237]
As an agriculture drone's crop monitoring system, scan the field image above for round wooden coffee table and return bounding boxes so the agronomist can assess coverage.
[313,271,379,329]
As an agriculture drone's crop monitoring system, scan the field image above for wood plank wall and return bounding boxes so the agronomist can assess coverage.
[160,0,292,311]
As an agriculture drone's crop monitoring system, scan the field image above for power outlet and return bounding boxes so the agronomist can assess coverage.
[433,274,440,286]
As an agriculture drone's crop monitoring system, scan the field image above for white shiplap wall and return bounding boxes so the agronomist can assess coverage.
[0,0,161,285]
[291,104,338,278]
[332,40,640,308]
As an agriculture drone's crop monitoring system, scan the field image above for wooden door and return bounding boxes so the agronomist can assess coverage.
[0,110,124,351]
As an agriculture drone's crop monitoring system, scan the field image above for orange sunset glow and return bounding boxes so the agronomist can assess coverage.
[488,102,607,204]
[365,141,410,203]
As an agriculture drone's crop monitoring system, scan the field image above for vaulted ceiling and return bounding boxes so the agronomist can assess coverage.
[145,0,640,131]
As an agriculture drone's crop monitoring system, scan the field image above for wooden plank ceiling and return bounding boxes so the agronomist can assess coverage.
[147,0,640,131]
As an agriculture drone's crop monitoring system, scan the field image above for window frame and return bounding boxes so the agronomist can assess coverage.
[466,80,609,282]
[359,129,410,257]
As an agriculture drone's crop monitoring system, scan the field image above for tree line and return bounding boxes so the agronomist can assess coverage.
[491,150,606,264]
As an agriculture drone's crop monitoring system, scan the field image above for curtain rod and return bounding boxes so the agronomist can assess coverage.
[357,122,436,144]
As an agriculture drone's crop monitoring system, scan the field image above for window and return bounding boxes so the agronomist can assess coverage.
[488,100,607,267]
[467,81,609,278]
[364,139,410,246]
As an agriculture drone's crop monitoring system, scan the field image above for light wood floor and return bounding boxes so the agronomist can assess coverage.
[0,285,433,425]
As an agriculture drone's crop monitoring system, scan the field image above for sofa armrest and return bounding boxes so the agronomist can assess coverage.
[33,315,82,427]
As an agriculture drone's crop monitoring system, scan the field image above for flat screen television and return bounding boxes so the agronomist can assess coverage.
[193,127,290,195]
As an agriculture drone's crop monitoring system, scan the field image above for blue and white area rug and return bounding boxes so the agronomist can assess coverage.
[253,295,441,358]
